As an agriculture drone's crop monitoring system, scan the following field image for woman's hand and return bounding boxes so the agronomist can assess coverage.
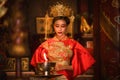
[55,64,73,71]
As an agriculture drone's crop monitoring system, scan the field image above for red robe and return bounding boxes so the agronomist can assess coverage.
[31,37,95,80]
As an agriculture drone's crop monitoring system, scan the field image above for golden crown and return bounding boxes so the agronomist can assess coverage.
[49,2,73,17]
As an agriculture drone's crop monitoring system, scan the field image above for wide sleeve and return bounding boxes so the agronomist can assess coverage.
[30,45,48,67]
[72,41,95,77]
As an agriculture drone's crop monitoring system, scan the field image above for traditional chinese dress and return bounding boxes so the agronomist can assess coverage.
[31,36,95,80]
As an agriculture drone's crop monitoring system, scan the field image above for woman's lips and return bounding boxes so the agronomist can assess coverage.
[58,32,62,34]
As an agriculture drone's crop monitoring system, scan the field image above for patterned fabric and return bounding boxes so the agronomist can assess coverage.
[31,36,95,80]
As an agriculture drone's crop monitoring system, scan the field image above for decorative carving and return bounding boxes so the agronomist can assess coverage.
[0,0,7,18]
[80,16,92,34]
[114,16,120,24]
[112,0,120,8]
[4,57,29,71]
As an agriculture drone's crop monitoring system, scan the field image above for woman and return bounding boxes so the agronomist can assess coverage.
[31,16,95,80]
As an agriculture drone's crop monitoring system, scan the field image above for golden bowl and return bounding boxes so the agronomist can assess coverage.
[36,62,56,75]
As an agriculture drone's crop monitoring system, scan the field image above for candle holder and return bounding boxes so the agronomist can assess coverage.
[36,62,56,76]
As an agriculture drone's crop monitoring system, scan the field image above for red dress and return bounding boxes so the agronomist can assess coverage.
[31,37,95,80]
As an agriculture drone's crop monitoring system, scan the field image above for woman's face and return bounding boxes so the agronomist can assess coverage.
[53,20,67,37]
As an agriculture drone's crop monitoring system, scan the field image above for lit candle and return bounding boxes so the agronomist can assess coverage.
[43,53,48,62]
[43,53,48,75]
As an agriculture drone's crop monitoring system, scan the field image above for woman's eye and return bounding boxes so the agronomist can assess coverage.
[61,25,66,28]
[55,25,59,27]
[54,24,66,28]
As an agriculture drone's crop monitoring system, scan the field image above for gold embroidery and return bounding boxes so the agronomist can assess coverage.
[48,41,73,66]
[41,38,73,67]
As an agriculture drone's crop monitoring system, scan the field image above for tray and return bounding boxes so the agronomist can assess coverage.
[33,74,62,78]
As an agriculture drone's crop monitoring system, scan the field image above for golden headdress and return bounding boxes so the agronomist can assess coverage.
[49,2,73,17]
